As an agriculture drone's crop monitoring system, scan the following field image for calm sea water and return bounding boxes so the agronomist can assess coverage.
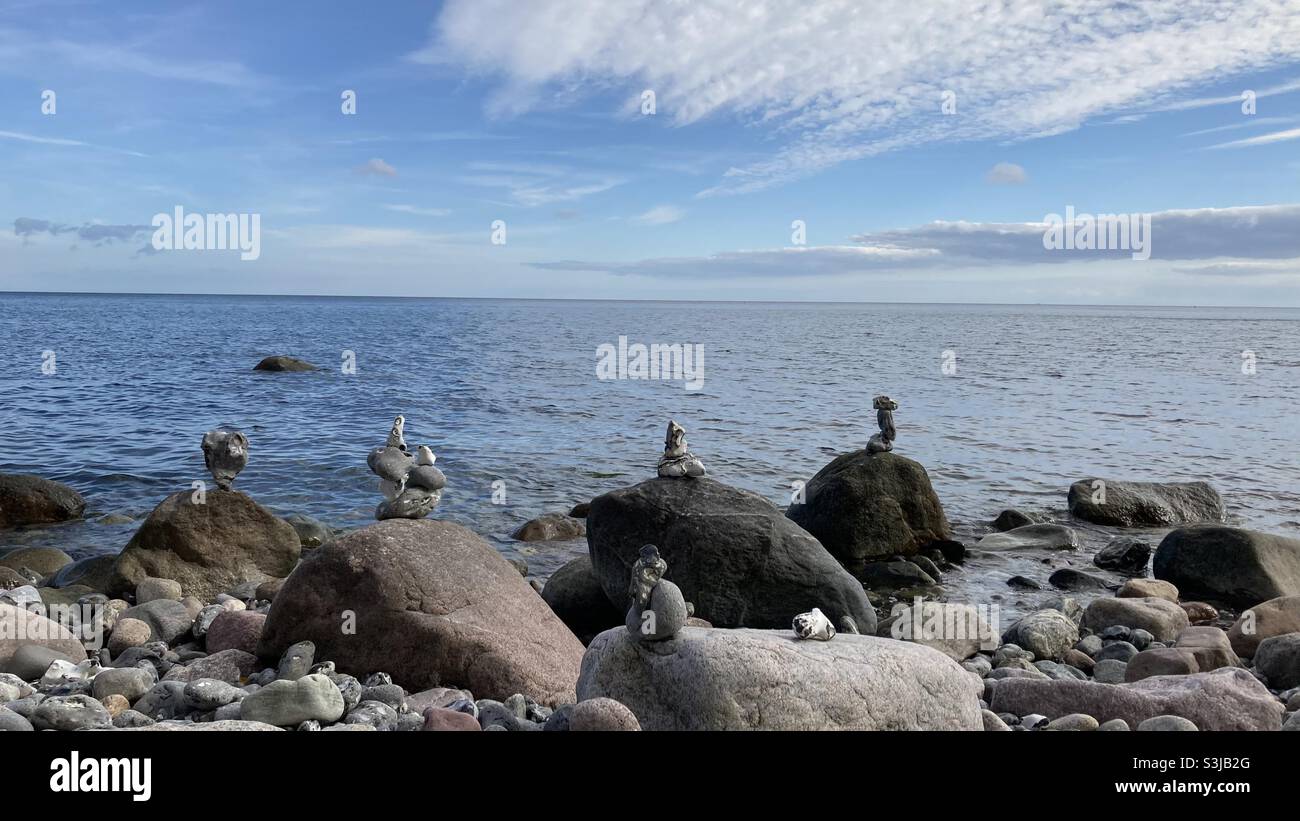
[3,293,1298,617]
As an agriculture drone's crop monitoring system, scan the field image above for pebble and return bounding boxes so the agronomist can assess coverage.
[344,700,400,730]
[136,577,183,604]
[328,673,363,710]
[120,599,194,644]
[113,709,155,728]
[276,640,316,681]
[134,681,190,720]
[91,666,156,702]
[1137,715,1199,731]
[962,655,993,677]
[1092,659,1129,684]
[422,706,481,731]
[569,697,641,731]
[1096,641,1139,663]
[181,649,256,683]
[1021,714,1050,730]
[33,694,113,731]
[0,706,34,731]
[239,674,345,726]
[1045,713,1098,731]
[214,702,243,721]
[1100,625,1131,642]
[183,678,244,711]
[359,683,406,710]
[1074,634,1103,657]
[476,699,523,730]
[1062,648,1095,672]
[100,694,130,719]
[191,605,224,639]
[1130,629,1155,651]
[994,644,1034,667]
[981,709,1012,731]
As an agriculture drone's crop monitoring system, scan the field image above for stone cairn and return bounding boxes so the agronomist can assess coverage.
[201,427,249,489]
[867,394,898,454]
[366,415,446,520]
[625,544,688,641]
[656,420,706,478]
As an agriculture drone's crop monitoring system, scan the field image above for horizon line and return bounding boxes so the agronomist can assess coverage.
[0,289,1293,310]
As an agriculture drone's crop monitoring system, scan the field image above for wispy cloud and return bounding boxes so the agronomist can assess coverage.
[355,158,398,177]
[457,160,622,207]
[1208,127,1300,149]
[423,0,1300,195]
[633,205,685,225]
[985,162,1028,185]
[14,217,151,246]
[0,129,146,157]
[384,204,452,217]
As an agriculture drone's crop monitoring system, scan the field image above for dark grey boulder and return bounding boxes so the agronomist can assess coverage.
[541,556,623,644]
[786,450,949,565]
[1153,525,1300,608]
[1094,536,1152,574]
[991,509,1039,531]
[0,474,86,529]
[588,477,876,633]
[1254,633,1300,689]
[1068,479,1224,528]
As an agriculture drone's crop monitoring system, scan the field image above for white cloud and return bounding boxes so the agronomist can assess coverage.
[355,158,398,177]
[422,0,1300,194]
[1208,127,1300,149]
[530,204,1300,278]
[633,205,685,225]
[384,204,452,217]
[985,162,1028,185]
[0,129,147,157]
[456,160,623,207]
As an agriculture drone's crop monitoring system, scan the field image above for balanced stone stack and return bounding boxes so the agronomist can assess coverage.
[366,416,446,520]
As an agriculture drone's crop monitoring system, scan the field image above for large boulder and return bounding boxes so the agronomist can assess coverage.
[1228,595,1300,658]
[541,556,623,644]
[0,603,87,672]
[0,547,73,577]
[1153,526,1300,608]
[989,667,1282,731]
[0,475,86,529]
[588,477,875,632]
[786,450,949,565]
[1253,633,1300,690]
[110,489,300,602]
[258,519,584,705]
[577,626,982,730]
[1067,479,1224,528]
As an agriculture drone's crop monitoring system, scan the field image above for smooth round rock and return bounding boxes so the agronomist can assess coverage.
[1137,715,1199,731]
[33,694,112,730]
[568,697,641,731]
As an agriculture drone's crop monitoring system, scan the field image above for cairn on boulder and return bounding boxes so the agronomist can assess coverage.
[201,428,249,490]
[366,416,446,520]
[624,545,687,641]
[793,607,836,641]
[867,395,898,453]
[656,420,705,478]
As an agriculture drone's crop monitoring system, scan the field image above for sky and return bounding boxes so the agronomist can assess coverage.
[2,0,1300,304]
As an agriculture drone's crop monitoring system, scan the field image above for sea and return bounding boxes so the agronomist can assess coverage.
[3,293,1298,620]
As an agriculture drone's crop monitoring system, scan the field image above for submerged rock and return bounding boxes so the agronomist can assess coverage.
[589,476,876,632]
[512,513,585,542]
[1093,536,1152,574]
[786,450,949,564]
[1153,525,1300,608]
[0,474,86,529]
[977,523,1080,551]
[577,626,982,731]
[259,519,585,705]
[1067,479,1223,528]
[253,355,317,372]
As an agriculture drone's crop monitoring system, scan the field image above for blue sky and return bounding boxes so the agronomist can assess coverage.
[3,0,1300,304]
